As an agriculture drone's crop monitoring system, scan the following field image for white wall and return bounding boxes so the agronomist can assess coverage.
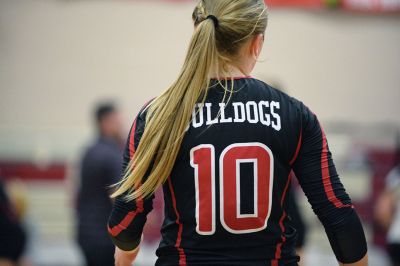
[0,0,399,160]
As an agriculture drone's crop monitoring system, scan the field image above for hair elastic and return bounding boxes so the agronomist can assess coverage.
[206,15,219,28]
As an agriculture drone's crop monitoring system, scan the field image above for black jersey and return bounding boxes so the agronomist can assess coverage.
[108,77,367,266]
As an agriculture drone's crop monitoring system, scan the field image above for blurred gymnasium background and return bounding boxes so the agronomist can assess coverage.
[0,0,399,265]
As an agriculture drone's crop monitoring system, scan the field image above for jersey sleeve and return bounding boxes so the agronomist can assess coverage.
[291,103,367,264]
[107,110,155,251]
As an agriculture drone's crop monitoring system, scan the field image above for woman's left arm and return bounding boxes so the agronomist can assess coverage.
[114,245,140,266]
[108,110,155,263]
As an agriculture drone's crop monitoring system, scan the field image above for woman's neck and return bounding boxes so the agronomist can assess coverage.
[211,64,250,79]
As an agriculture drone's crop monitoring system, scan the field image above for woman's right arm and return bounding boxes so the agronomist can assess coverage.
[291,103,368,265]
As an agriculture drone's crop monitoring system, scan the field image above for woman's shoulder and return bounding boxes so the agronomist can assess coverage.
[248,77,303,108]
[136,98,155,118]
[247,78,319,127]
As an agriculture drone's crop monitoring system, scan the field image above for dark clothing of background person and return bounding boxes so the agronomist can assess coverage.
[0,178,26,263]
[77,137,123,266]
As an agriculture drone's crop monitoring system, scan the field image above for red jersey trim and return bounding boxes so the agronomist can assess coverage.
[108,118,145,237]
[129,118,138,158]
[272,173,293,265]
[168,178,187,265]
[289,129,303,165]
[320,125,351,209]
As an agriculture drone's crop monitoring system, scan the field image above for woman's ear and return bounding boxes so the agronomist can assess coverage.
[251,34,264,60]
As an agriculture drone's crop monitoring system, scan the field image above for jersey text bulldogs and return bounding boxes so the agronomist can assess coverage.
[190,101,281,131]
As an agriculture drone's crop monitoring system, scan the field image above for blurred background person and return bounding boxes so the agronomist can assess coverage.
[375,135,400,266]
[0,178,27,266]
[76,102,125,266]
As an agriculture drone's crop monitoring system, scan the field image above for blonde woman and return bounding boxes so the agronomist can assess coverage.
[108,1,368,265]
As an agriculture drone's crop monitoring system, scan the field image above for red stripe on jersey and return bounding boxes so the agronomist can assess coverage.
[127,98,153,157]
[320,126,351,209]
[108,204,144,237]
[273,173,293,263]
[129,118,137,158]
[289,129,302,165]
[108,118,144,237]
[280,174,292,207]
[168,178,187,266]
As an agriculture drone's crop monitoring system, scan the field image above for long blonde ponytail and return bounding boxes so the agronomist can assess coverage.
[112,0,268,201]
